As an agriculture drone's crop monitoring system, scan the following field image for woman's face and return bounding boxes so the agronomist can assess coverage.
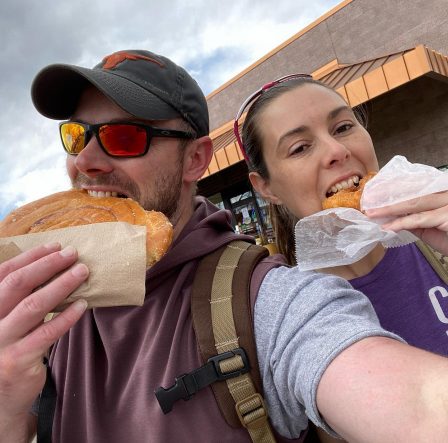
[250,83,379,218]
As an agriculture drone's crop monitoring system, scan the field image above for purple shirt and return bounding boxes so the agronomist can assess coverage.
[350,243,448,355]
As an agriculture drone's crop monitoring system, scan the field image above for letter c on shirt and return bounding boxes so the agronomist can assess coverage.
[429,286,448,324]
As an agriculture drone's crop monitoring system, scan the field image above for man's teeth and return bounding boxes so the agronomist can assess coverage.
[328,175,360,194]
[87,190,118,198]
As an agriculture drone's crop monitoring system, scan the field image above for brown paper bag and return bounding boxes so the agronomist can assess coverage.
[0,222,147,310]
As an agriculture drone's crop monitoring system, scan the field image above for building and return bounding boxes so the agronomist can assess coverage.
[199,0,448,245]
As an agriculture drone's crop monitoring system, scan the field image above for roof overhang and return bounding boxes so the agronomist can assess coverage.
[202,45,448,179]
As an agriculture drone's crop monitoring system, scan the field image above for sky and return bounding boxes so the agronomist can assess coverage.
[0,0,342,219]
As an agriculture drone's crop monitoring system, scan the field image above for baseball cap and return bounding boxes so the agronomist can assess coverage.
[31,49,209,137]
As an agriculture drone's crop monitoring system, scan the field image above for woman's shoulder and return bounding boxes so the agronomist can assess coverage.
[262,264,353,289]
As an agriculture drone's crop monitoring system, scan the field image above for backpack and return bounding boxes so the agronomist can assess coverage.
[155,239,448,443]
[416,240,448,284]
[37,240,448,442]
[155,239,314,443]
[155,240,277,441]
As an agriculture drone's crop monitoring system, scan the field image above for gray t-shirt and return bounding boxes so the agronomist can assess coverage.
[254,266,404,438]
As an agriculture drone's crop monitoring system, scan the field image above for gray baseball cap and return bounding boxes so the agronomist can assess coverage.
[31,49,209,137]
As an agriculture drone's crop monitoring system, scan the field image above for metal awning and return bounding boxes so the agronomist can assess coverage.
[202,45,448,179]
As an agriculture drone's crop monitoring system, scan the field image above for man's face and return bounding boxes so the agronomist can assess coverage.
[66,87,186,220]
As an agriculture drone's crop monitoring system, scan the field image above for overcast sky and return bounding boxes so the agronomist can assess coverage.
[0,0,341,219]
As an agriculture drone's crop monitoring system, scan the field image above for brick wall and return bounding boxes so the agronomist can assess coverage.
[367,76,448,167]
[208,0,448,131]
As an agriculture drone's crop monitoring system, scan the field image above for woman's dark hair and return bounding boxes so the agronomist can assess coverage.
[269,203,299,265]
[242,77,367,265]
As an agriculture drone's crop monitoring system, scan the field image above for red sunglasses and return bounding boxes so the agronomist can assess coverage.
[233,73,313,162]
[60,121,195,158]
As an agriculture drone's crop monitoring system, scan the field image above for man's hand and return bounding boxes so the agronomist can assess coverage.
[365,191,448,255]
[0,243,88,441]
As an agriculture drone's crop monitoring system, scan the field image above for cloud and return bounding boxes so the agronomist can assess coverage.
[0,0,341,215]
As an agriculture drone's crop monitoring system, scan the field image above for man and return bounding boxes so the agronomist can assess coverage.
[1,49,448,443]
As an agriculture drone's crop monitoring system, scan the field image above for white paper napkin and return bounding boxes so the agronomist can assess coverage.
[295,156,448,271]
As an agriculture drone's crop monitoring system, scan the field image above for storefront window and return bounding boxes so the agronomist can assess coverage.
[255,195,275,243]
[208,193,225,210]
[200,176,276,245]
[232,196,260,241]
[228,189,274,245]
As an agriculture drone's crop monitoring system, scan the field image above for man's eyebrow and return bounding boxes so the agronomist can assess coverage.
[69,117,146,124]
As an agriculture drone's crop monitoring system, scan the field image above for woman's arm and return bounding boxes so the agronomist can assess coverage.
[317,336,448,443]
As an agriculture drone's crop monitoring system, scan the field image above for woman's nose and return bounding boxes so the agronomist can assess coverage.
[322,136,350,167]
[72,136,114,177]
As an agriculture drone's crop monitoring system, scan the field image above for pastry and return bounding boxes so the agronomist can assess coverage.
[322,172,377,211]
[0,189,173,266]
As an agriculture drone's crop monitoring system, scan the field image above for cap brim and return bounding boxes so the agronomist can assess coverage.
[31,64,181,121]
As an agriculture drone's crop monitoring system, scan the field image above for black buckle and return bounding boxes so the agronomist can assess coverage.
[155,373,197,414]
[155,348,250,414]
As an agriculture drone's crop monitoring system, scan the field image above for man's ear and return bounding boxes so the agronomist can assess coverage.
[182,136,213,183]
[249,171,283,205]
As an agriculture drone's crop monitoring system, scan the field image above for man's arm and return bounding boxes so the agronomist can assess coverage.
[0,244,88,442]
[317,336,448,443]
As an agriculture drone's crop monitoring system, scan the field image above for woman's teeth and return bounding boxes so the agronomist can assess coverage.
[87,190,118,198]
[327,175,360,195]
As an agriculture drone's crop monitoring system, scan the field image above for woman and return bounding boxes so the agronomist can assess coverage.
[235,74,448,440]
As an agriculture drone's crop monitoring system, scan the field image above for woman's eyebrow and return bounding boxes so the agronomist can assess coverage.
[328,105,353,120]
[275,105,354,150]
[276,125,308,150]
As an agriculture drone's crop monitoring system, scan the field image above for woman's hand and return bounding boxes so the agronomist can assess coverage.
[365,191,448,255]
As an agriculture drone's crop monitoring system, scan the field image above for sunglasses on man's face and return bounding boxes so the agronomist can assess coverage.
[59,121,195,158]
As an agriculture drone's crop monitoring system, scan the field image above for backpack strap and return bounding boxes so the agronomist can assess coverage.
[416,240,448,284]
[191,240,276,443]
[36,356,56,443]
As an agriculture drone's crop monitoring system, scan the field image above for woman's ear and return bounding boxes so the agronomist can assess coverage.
[249,171,283,205]
[182,136,213,183]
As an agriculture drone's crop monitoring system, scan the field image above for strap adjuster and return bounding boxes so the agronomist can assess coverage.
[155,348,250,414]
[208,348,250,381]
[235,393,269,429]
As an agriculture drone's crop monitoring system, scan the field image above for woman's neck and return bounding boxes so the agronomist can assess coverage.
[317,244,386,280]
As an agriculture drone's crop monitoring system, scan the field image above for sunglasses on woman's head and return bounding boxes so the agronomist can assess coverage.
[233,73,313,162]
[59,121,195,158]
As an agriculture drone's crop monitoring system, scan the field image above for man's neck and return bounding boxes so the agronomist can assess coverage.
[170,194,196,241]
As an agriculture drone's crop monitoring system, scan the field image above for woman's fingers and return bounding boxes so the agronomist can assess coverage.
[381,207,448,233]
[380,207,448,255]
[365,192,448,255]
[365,191,448,218]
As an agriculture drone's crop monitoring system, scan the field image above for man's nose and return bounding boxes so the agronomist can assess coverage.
[73,135,114,177]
